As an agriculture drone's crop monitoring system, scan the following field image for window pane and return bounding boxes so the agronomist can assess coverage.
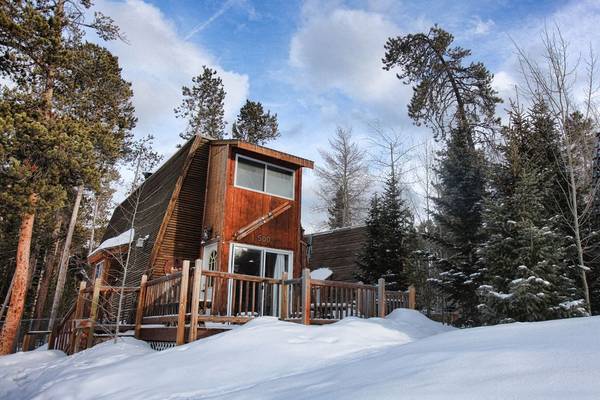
[236,158,264,191]
[266,165,293,198]
[233,246,261,276]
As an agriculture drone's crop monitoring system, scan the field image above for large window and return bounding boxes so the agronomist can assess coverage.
[235,155,294,199]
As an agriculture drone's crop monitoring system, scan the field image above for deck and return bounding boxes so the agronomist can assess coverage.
[44,260,415,353]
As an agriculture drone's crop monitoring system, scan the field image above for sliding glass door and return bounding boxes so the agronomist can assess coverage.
[229,244,292,317]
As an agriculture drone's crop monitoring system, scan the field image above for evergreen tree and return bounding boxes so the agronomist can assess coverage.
[432,127,486,325]
[358,174,414,289]
[175,66,226,141]
[478,106,586,323]
[231,100,280,145]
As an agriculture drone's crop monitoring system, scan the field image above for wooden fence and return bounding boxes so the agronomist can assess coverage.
[48,279,140,354]
[134,260,416,347]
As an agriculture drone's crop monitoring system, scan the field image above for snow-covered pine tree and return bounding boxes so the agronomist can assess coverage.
[432,127,486,325]
[478,105,586,324]
[358,174,414,290]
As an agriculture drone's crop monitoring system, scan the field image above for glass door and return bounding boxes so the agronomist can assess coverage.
[229,244,291,317]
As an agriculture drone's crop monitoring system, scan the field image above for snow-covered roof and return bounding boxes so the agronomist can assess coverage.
[89,228,135,258]
[310,267,333,280]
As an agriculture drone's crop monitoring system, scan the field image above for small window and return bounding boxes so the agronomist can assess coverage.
[235,155,294,199]
[94,261,104,279]
[266,166,293,198]
[208,250,218,271]
[236,157,264,191]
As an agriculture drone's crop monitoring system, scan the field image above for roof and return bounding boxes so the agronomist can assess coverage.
[92,136,202,283]
[211,139,314,169]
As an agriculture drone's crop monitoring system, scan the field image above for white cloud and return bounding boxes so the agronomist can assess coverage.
[469,16,495,35]
[289,7,410,106]
[94,0,249,152]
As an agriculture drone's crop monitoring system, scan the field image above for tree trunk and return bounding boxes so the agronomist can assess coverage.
[48,185,84,333]
[0,194,37,355]
[32,215,64,331]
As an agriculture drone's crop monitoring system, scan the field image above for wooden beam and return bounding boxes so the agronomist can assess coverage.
[280,272,288,320]
[234,201,292,240]
[134,275,147,339]
[70,281,87,354]
[86,278,101,349]
[408,285,416,310]
[176,261,190,345]
[188,260,202,342]
[378,278,386,318]
[301,268,311,325]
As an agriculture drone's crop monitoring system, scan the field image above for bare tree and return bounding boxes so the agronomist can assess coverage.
[316,127,371,229]
[514,25,600,313]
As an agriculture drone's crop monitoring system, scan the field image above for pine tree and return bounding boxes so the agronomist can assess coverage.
[478,106,586,323]
[175,66,226,141]
[358,174,414,289]
[231,100,280,145]
[432,127,486,325]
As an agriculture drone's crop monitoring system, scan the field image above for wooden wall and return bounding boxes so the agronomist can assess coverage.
[207,145,304,278]
[307,226,367,282]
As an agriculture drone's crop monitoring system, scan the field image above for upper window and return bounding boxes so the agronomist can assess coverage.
[235,155,294,199]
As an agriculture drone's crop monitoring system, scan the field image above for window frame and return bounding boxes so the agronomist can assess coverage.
[234,154,295,200]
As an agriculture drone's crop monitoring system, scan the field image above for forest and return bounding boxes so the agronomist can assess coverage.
[0,0,599,356]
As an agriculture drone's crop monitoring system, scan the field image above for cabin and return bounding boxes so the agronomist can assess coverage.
[87,135,313,322]
[43,136,414,354]
[306,225,367,282]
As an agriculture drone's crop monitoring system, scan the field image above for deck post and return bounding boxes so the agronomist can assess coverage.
[188,260,202,342]
[176,261,190,345]
[301,268,311,325]
[280,272,288,320]
[408,285,416,310]
[86,278,101,349]
[70,281,87,354]
[134,275,148,339]
[378,278,386,318]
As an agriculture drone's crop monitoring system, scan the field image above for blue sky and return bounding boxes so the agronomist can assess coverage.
[93,0,600,230]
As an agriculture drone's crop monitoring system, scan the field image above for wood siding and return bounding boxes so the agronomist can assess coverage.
[307,226,367,282]
[153,141,210,276]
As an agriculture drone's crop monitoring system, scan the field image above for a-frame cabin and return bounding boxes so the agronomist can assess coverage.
[88,135,313,320]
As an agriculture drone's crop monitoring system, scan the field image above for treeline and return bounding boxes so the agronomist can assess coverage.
[316,26,600,325]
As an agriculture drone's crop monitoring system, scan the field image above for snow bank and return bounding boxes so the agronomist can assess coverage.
[1,312,599,399]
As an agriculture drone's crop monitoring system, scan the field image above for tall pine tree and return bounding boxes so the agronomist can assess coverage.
[175,66,226,141]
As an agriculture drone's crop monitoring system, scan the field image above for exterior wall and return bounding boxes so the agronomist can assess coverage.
[205,145,304,278]
[307,226,367,282]
[153,141,210,275]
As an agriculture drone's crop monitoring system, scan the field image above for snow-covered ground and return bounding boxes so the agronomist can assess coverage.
[1,310,598,399]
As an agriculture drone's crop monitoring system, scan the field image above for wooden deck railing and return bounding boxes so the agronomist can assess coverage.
[134,260,416,347]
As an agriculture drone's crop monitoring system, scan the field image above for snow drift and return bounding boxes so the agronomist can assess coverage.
[1,310,598,399]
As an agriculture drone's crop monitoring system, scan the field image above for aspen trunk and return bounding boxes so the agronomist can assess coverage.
[48,185,84,333]
[0,195,37,354]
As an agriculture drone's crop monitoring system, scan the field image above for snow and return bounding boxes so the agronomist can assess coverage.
[88,228,134,257]
[1,311,599,399]
[310,267,333,280]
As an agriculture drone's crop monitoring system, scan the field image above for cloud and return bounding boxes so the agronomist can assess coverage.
[469,16,495,36]
[289,7,411,109]
[94,0,249,152]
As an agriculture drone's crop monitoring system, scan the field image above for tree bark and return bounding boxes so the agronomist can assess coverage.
[32,215,64,330]
[48,185,84,333]
[0,194,37,355]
